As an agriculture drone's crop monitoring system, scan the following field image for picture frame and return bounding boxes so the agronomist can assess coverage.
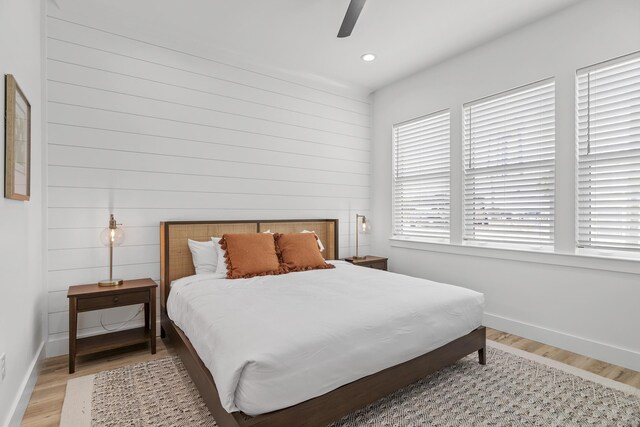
[4,74,31,201]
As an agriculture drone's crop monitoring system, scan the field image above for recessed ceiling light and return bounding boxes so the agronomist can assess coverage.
[361,53,376,62]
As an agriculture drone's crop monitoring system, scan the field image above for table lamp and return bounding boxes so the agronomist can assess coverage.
[354,213,368,260]
[99,214,125,286]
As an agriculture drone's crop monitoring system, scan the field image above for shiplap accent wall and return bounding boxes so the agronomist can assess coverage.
[46,14,371,356]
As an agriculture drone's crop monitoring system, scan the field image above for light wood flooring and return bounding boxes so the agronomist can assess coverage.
[486,329,640,388]
[21,341,175,426]
[21,328,640,426]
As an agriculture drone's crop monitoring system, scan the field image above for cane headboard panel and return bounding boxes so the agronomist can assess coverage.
[160,219,339,309]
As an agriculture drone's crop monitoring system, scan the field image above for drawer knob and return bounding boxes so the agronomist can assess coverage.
[113,297,119,302]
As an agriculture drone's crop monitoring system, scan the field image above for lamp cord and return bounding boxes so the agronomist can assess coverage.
[100,304,144,332]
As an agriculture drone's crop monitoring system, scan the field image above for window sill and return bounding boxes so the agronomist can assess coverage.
[389,236,640,275]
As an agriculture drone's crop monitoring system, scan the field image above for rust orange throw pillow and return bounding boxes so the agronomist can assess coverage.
[275,233,335,272]
[220,233,285,279]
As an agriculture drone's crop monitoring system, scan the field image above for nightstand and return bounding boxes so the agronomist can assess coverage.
[344,256,388,271]
[67,278,157,373]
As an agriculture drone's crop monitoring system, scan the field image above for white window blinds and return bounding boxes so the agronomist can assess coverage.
[463,79,555,245]
[393,111,450,240]
[577,53,640,251]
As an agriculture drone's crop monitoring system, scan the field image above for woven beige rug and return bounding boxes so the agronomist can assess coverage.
[60,341,640,426]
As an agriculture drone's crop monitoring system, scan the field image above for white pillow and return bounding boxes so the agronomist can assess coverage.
[302,230,325,252]
[212,236,227,275]
[187,239,217,275]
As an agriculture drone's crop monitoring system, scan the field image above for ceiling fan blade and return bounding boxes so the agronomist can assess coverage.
[337,0,367,38]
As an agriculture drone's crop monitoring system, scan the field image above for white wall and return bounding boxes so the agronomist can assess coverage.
[0,0,46,425]
[371,0,640,370]
[45,9,371,356]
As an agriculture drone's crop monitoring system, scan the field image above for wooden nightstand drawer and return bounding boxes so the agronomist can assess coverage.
[77,290,149,312]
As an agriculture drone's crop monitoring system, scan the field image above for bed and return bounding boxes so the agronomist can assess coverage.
[160,219,486,427]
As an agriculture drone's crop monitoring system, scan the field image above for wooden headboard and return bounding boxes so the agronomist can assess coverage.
[159,219,339,309]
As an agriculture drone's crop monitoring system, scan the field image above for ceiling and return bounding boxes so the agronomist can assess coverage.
[53,0,584,93]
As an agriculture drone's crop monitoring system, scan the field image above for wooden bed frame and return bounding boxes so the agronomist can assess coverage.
[160,219,486,427]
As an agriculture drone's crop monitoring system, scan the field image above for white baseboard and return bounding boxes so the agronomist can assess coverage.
[484,312,640,372]
[47,320,162,358]
[4,340,45,427]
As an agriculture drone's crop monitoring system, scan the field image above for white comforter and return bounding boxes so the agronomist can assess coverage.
[167,261,484,416]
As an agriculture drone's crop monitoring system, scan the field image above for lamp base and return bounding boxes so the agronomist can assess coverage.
[98,279,124,287]
[352,255,367,260]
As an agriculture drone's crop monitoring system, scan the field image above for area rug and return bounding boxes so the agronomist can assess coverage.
[60,341,640,426]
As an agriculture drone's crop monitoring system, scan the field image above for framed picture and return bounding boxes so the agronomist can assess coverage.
[4,74,31,201]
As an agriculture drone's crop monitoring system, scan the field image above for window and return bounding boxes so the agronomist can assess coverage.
[463,79,555,246]
[393,111,450,241]
[577,53,640,251]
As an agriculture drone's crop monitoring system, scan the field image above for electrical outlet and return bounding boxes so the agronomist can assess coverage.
[0,353,6,382]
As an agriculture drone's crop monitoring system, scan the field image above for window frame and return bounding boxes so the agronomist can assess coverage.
[391,109,451,243]
[462,78,556,248]
[575,51,640,256]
